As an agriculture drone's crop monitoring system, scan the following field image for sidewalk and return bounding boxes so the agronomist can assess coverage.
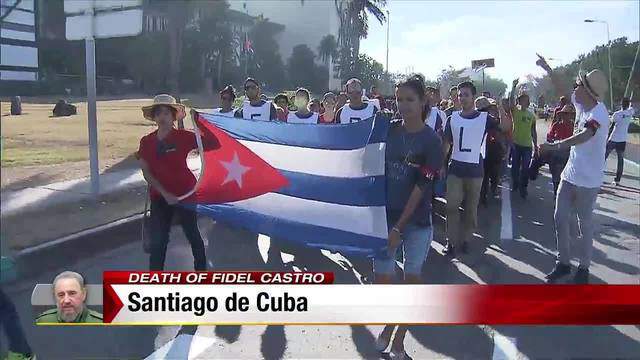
[0,157,201,254]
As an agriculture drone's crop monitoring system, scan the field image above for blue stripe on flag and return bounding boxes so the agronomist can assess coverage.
[186,203,387,258]
[276,170,385,207]
[198,112,390,150]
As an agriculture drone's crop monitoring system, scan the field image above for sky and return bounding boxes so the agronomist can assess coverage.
[361,0,639,85]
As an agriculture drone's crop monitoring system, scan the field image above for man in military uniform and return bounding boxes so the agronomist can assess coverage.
[35,271,102,324]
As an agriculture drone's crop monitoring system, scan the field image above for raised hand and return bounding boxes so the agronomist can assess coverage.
[536,53,552,73]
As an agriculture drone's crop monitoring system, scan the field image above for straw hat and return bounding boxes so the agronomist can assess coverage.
[142,94,186,121]
[577,69,608,100]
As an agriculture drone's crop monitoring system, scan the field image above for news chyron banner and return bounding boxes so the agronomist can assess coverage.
[99,271,640,325]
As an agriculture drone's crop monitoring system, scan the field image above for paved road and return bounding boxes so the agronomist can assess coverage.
[2,146,639,359]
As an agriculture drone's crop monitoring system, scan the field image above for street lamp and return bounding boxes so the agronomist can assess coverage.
[584,19,614,108]
[385,10,390,73]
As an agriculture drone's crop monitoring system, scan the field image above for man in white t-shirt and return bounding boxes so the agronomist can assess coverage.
[537,55,610,284]
[605,97,633,185]
[335,78,378,124]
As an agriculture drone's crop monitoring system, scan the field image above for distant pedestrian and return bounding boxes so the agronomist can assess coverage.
[319,92,337,124]
[509,79,538,199]
[211,85,236,116]
[274,93,290,122]
[605,97,634,186]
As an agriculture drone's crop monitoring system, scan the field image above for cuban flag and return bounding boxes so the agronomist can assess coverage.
[181,111,390,257]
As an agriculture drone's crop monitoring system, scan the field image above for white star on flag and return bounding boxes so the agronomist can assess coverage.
[220,152,250,188]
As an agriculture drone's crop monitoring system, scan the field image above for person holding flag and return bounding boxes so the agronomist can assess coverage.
[335,78,378,124]
[287,88,319,124]
[374,74,443,360]
[319,92,337,124]
[137,95,214,271]
[274,93,290,122]
[211,85,236,116]
[234,78,278,121]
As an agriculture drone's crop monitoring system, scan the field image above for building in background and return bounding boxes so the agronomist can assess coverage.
[1,0,39,89]
[229,0,341,90]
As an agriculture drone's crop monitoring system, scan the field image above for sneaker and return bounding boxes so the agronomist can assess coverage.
[545,263,571,283]
[613,180,620,186]
[573,268,590,284]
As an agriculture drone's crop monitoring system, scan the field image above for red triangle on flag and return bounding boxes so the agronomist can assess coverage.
[182,114,289,204]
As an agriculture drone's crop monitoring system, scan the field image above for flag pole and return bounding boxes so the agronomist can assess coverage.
[178,110,206,201]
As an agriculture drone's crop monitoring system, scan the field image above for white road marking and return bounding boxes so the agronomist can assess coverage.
[623,158,639,168]
[500,180,513,242]
[492,332,523,360]
[257,234,271,264]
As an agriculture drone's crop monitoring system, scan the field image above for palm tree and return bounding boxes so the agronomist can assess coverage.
[318,34,338,65]
[333,0,387,80]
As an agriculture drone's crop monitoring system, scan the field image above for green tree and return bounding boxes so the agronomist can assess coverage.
[318,34,338,65]
[248,19,288,91]
[334,0,387,81]
[534,37,639,108]
[182,0,233,92]
[288,44,328,93]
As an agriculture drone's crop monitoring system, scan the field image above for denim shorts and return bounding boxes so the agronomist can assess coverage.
[374,224,433,276]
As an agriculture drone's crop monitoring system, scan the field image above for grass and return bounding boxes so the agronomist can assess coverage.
[0,98,202,168]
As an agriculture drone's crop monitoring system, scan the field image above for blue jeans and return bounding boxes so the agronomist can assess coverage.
[511,144,532,189]
[374,224,433,276]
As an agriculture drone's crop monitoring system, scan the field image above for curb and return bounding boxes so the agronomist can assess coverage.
[4,213,145,283]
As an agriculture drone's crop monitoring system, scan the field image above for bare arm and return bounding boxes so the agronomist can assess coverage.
[540,127,595,153]
[394,186,425,231]
[139,158,178,204]
[536,53,568,100]
[510,79,518,111]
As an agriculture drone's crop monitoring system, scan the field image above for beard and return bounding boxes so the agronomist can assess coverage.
[58,305,83,322]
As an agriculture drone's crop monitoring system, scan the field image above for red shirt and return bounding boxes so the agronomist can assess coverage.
[138,129,198,201]
[318,113,335,124]
[547,120,573,142]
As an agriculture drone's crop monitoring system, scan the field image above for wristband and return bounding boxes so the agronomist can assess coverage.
[392,226,402,235]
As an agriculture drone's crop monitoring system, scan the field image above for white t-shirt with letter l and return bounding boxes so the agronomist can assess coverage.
[561,102,610,188]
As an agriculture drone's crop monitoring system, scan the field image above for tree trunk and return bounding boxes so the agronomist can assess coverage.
[217,50,224,89]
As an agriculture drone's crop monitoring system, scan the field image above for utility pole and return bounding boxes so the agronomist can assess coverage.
[624,42,639,98]
[385,10,390,73]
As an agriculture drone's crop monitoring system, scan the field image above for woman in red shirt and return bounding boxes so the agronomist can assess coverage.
[137,94,207,271]
[319,92,337,124]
